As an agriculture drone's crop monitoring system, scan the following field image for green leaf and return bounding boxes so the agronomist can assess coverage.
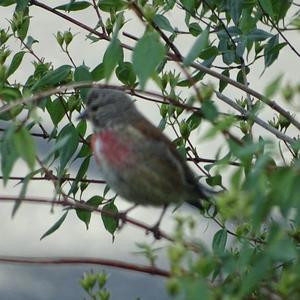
[76,205,91,229]
[74,65,92,101]
[76,137,92,158]
[14,126,36,170]
[206,174,222,187]
[57,124,79,173]
[0,0,15,7]
[264,74,283,98]
[16,8,30,40]
[264,35,286,68]
[31,65,72,92]
[6,51,26,78]
[103,38,123,80]
[239,256,270,297]
[42,135,70,163]
[101,202,118,236]
[189,22,202,36]
[183,29,209,66]
[179,0,197,14]
[212,229,227,254]
[55,1,91,11]
[202,100,218,121]
[246,29,273,41]
[12,169,41,217]
[16,0,29,11]
[116,62,136,86]
[40,211,68,240]
[87,195,103,207]
[91,63,105,81]
[219,69,230,92]
[239,8,256,34]
[228,0,243,25]
[25,35,38,49]
[259,0,274,19]
[198,46,218,60]
[186,112,201,131]
[132,32,166,88]
[271,0,292,22]
[68,156,90,196]
[153,14,174,33]
[181,277,210,300]
[76,195,103,229]
[98,0,126,12]
[76,119,87,137]
[46,97,66,126]
[1,125,19,185]
[0,87,22,101]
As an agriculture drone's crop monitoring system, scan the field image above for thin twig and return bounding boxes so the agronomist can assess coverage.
[0,176,105,184]
[258,0,300,58]
[215,91,296,145]
[0,255,170,277]
[0,195,174,242]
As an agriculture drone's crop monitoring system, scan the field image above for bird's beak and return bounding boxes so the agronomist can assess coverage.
[77,109,89,121]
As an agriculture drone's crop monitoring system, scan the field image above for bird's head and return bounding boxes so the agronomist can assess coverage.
[79,88,137,130]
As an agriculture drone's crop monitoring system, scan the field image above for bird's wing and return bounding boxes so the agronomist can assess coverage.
[117,118,200,205]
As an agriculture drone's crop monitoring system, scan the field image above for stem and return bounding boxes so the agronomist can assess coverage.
[0,255,170,277]
[0,175,105,184]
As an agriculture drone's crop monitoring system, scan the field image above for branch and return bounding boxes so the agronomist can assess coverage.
[189,60,300,131]
[258,0,300,58]
[29,0,107,40]
[215,91,296,145]
[0,195,174,243]
[29,0,133,53]
[0,255,170,277]
[0,82,296,146]
[0,176,106,185]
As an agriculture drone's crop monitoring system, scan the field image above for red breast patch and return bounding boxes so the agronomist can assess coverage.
[91,130,130,168]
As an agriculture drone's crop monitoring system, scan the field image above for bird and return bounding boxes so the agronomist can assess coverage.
[79,88,216,213]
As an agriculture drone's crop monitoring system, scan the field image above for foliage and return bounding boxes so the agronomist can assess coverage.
[0,0,300,299]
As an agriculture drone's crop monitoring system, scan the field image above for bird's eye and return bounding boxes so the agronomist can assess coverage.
[90,105,98,112]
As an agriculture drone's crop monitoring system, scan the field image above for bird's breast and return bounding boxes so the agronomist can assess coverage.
[91,130,131,168]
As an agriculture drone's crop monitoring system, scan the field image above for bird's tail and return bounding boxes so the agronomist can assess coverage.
[189,183,221,210]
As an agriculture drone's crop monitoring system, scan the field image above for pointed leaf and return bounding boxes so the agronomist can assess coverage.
[132,32,166,88]
[55,1,91,11]
[6,51,26,78]
[103,38,123,80]
[153,14,174,33]
[212,229,227,255]
[76,195,103,229]
[101,202,118,235]
[31,65,72,92]
[14,127,36,170]
[12,169,41,217]
[74,65,92,101]
[57,124,79,173]
[1,125,18,184]
[68,156,90,196]
[184,29,209,66]
[40,211,68,240]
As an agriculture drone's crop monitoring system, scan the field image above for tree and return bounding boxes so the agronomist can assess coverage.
[0,0,300,299]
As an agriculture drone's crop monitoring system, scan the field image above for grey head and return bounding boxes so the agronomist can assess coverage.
[81,88,139,130]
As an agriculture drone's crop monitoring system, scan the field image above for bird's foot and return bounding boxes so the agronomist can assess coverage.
[147,223,162,240]
[117,204,138,230]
